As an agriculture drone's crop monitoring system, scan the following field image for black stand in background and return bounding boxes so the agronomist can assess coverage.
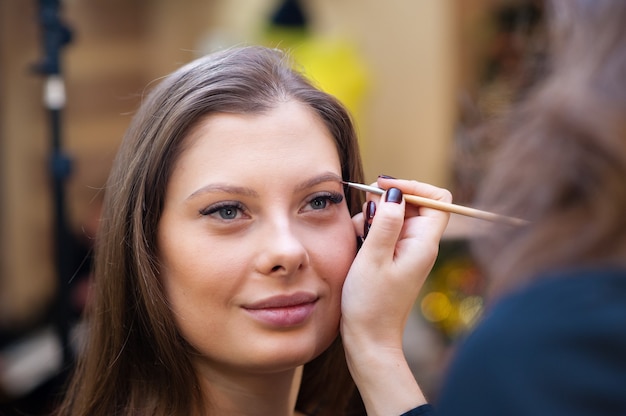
[33,0,74,371]
[0,2,75,415]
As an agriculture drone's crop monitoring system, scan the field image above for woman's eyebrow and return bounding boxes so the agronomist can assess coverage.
[187,172,342,201]
[187,184,259,200]
[294,172,343,192]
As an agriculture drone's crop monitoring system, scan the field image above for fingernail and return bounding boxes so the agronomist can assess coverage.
[385,188,403,204]
[366,200,376,221]
[378,174,396,179]
[363,201,376,238]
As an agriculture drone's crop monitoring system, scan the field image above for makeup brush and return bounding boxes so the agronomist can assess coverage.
[343,181,528,227]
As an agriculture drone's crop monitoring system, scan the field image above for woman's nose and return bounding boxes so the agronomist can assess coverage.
[254,220,309,277]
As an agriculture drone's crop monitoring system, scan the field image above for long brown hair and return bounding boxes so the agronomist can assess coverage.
[56,46,365,415]
[471,0,626,296]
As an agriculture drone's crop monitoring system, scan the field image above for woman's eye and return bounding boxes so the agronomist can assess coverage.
[310,197,328,210]
[305,192,344,211]
[215,206,239,219]
[200,202,245,220]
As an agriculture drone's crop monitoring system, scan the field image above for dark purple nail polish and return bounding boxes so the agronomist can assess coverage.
[366,200,376,220]
[385,188,403,204]
[364,200,376,238]
[378,174,396,179]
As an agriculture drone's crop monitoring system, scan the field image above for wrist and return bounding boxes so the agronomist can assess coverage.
[343,341,428,416]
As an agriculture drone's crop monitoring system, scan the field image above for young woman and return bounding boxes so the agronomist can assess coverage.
[55,46,450,415]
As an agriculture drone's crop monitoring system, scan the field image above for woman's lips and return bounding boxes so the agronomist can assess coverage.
[243,293,318,327]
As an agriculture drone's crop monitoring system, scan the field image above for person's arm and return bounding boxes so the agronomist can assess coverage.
[341,177,450,416]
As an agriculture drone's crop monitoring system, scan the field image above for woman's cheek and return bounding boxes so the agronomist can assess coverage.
[320,222,357,286]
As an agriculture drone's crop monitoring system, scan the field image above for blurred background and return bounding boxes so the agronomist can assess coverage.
[0,0,544,413]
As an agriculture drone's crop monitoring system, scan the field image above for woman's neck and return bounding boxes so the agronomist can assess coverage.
[195,363,304,416]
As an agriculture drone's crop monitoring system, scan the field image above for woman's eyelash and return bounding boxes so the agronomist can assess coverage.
[307,192,344,208]
[199,201,245,217]
[322,192,344,204]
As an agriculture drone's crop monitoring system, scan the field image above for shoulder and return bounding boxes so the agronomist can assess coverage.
[456,268,626,353]
[465,267,626,348]
[435,267,626,416]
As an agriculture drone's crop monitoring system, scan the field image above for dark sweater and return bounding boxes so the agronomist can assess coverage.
[429,267,626,415]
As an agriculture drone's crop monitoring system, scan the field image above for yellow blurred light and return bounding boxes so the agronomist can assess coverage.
[458,295,483,327]
[420,292,452,322]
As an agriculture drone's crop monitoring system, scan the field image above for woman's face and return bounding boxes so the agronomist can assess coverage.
[158,100,356,375]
